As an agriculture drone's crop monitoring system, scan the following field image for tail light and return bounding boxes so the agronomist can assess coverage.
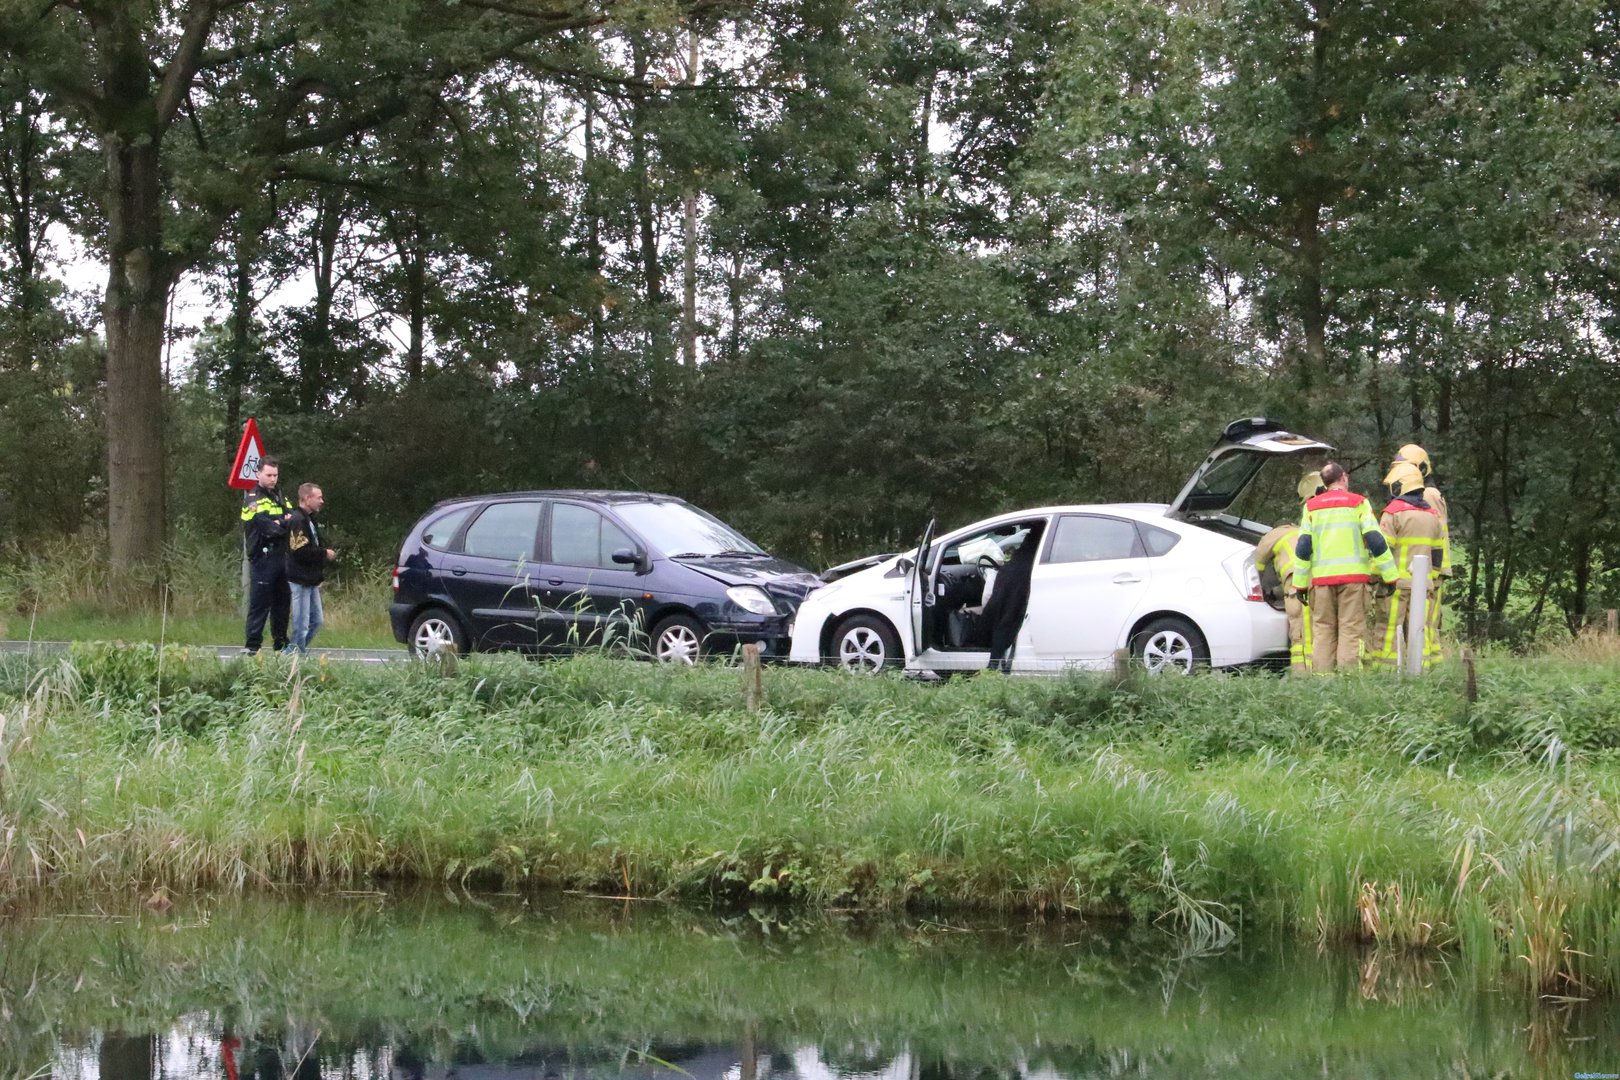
[391,566,401,591]
[1222,551,1265,602]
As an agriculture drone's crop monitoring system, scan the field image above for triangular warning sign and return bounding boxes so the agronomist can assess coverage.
[228,418,267,491]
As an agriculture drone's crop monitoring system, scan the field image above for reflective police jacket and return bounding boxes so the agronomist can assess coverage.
[241,484,292,563]
[1291,489,1398,588]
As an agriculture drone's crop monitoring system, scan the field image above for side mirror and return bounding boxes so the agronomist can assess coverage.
[612,547,648,572]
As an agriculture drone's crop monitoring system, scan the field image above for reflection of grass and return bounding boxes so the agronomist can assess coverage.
[0,648,1618,997]
[0,892,1614,1080]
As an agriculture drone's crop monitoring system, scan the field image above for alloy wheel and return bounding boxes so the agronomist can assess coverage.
[838,626,889,672]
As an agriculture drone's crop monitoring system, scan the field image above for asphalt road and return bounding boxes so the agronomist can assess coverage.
[0,640,409,663]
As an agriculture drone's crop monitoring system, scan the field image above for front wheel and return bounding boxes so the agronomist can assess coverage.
[830,614,903,674]
[1130,616,1209,674]
[650,613,706,665]
[409,608,467,658]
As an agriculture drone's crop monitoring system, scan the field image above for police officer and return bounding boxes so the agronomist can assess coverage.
[1291,462,1398,672]
[242,457,294,654]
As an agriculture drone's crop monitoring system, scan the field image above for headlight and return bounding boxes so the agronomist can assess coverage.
[726,585,777,615]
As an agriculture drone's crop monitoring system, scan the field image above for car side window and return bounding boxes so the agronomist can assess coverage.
[460,502,541,562]
[1047,515,1144,563]
[550,503,635,569]
[1141,523,1181,557]
[421,506,474,550]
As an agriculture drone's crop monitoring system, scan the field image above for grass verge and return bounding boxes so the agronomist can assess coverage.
[1,646,1618,994]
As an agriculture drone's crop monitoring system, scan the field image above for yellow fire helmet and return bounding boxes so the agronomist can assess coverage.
[1384,461,1425,498]
[1394,442,1432,477]
[1297,471,1325,501]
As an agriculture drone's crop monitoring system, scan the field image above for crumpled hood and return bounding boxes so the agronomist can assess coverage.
[674,556,824,604]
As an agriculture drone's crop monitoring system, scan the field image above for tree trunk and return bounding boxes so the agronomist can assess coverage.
[630,39,667,359]
[584,92,605,369]
[680,28,700,368]
[404,228,426,382]
[103,133,171,574]
[302,187,342,410]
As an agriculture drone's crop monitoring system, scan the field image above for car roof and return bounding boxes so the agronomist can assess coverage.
[423,489,689,512]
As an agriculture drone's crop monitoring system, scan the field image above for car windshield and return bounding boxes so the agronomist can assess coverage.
[613,501,766,558]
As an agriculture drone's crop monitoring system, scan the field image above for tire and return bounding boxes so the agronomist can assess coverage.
[830,614,903,674]
[650,613,706,665]
[409,608,467,658]
[1130,616,1209,675]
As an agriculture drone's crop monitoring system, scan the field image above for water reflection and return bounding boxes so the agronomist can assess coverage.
[4,893,1617,1080]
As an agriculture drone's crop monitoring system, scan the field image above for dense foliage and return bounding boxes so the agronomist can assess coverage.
[0,0,1617,637]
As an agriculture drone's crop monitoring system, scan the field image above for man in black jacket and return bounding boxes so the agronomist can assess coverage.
[241,458,293,653]
[285,482,336,654]
[982,522,1044,673]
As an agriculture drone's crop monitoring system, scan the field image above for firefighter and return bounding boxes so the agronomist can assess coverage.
[1253,472,1322,674]
[1392,443,1450,640]
[1373,460,1444,670]
[241,457,294,654]
[1291,461,1398,672]
[1255,518,1310,673]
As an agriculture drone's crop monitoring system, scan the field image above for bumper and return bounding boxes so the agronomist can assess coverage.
[389,602,413,644]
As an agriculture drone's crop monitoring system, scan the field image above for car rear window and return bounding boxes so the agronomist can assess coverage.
[1046,515,1144,563]
[420,505,474,550]
[460,501,541,562]
[1141,523,1181,556]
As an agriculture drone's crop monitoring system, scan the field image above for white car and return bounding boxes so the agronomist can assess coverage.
[787,418,1333,675]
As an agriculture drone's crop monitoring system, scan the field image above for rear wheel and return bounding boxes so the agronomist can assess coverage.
[409,608,467,658]
[831,614,903,674]
[1130,616,1209,674]
[651,613,706,665]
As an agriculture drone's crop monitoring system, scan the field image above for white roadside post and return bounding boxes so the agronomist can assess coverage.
[1405,553,1431,676]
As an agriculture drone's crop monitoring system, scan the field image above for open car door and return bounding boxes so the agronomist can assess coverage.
[907,518,937,657]
[1168,417,1334,527]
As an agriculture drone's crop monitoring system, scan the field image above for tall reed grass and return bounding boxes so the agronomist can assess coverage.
[0,530,391,645]
[1,646,1617,994]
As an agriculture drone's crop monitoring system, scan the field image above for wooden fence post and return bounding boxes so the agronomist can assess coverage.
[1462,647,1477,704]
[1607,609,1617,638]
[742,643,764,713]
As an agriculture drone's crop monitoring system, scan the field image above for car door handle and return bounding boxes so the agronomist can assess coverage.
[1112,574,1142,584]
[548,578,565,586]
[451,565,467,577]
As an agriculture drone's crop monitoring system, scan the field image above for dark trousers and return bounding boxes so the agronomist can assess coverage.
[245,559,291,652]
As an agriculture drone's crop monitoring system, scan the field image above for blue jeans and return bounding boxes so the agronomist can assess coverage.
[287,583,324,654]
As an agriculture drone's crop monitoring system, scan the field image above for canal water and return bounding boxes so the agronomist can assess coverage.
[2,891,1616,1079]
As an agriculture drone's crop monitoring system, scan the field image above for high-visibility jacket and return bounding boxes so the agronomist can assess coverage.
[1424,484,1452,578]
[241,484,292,563]
[1378,495,1443,583]
[1291,490,1397,589]
[1254,524,1300,582]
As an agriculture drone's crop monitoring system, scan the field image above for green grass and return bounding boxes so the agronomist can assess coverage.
[4,603,398,648]
[0,529,398,647]
[2,645,1619,994]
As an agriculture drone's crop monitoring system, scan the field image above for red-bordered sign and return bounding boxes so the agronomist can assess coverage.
[228,418,266,490]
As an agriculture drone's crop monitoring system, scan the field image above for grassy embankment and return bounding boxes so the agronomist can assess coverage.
[1,640,1618,993]
[0,532,396,647]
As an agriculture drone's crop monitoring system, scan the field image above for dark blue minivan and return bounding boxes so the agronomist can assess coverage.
[390,491,822,662]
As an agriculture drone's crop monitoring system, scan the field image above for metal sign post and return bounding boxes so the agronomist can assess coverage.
[1405,554,1430,676]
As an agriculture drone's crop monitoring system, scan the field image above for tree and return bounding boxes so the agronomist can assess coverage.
[0,0,631,571]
